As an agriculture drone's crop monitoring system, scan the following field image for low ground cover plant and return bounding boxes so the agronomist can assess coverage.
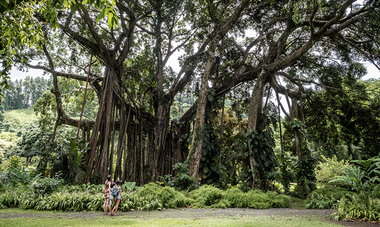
[0,182,290,212]
[332,192,380,222]
[305,185,352,209]
[307,157,380,223]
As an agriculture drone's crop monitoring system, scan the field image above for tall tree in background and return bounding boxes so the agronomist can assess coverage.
[304,78,380,159]
[1,77,51,110]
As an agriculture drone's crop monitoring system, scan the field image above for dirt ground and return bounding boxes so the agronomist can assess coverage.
[0,208,378,227]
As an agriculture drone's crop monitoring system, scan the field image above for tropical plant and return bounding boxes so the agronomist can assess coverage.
[121,182,137,192]
[162,162,195,190]
[316,155,349,185]
[332,193,380,222]
[31,177,63,196]
[330,157,380,192]
[305,185,352,209]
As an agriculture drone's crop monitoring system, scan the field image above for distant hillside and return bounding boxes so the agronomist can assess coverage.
[2,109,38,132]
[0,109,37,160]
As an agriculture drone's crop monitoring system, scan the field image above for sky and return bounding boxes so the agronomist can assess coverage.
[8,59,380,81]
[362,62,380,80]
[9,66,49,80]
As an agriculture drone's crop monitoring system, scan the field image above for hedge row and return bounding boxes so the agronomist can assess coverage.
[0,183,290,211]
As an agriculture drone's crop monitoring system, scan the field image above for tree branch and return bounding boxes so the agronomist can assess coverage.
[77,4,109,55]
[24,62,98,82]
[43,45,95,131]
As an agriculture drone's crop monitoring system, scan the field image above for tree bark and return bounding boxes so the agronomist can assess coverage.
[188,48,215,186]
[115,106,131,179]
[247,70,267,189]
[152,101,171,180]
[290,98,303,159]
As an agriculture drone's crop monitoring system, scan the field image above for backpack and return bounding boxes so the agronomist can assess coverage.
[111,185,119,196]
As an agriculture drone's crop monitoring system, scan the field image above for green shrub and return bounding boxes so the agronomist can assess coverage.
[329,166,366,192]
[223,187,244,207]
[244,191,273,209]
[224,188,290,209]
[332,193,380,222]
[162,163,195,190]
[57,183,103,194]
[160,186,193,208]
[119,195,136,211]
[0,181,290,212]
[316,155,348,185]
[121,182,137,192]
[31,177,63,195]
[136,182,163,200]
[31,192,103,211]
[330,157,380,193]
[305,185,351,209]
[189,186,290,209]
[7,168,40,185]
[189,185,224,207]
[0,172,6,190]
[19,195,42,209]
[265,191,291,208]
[8,156,22,171]
[0,187,31,208]
[136,183,192,209]
[243,190,269,209]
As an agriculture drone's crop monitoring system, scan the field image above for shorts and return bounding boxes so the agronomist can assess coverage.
[110,194,121,202]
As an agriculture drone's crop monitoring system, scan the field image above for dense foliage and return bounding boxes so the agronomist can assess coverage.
[0,182,290,211]
[305,156,380,222]
[1,76,51,111]
[0,0,379,223]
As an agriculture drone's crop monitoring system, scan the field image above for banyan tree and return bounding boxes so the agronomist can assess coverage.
[1,0,379,190]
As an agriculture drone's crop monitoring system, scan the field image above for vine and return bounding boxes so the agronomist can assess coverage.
[245,110,278,191]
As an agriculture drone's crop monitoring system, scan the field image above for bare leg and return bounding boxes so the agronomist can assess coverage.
[108,199,112,213]
[111,199,120,215]
[103,198,109,214]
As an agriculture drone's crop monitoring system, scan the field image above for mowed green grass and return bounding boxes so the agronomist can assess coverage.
[0,216,343,227]
[0,210,343,227]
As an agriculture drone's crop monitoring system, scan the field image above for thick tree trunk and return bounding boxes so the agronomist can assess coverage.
[247,71,267,189]
[169,119,191,175]
[139,123,144,185]
[97,73,114,182]
[152,101,171,180]
[124,122,136,182]
[290,98,303,159]
[290,97,315,198]
[115,106,130,179]
[188,49,215,186]
[85,67,121,183]
[219,95,225,164]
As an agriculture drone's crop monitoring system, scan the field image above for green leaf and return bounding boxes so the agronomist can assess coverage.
[107,12,113,28]
[207,94,214,102]
[96,8,107,23]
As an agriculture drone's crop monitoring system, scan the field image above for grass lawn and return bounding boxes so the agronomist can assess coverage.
[0,209,343,227]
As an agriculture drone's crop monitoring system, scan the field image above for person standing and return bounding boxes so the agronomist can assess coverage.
[110,178,122,216]
[103,175,112,215]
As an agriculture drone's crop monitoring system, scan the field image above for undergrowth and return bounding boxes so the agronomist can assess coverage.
[0,183,290,212]
[305,185,352,209]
